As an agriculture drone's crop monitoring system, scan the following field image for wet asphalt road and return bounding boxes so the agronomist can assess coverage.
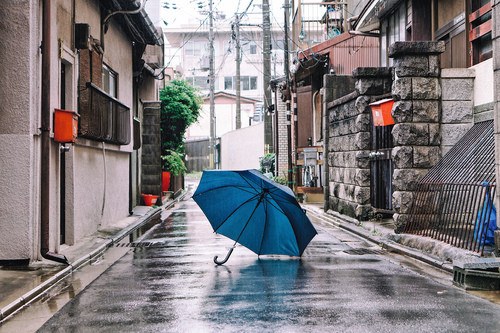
[36,193,500,332]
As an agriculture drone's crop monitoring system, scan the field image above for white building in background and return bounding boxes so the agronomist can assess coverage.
[164,10,285,139]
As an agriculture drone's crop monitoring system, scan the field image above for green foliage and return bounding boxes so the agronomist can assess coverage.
[259,153,275,174]
[273,175,287,185]
[159,79,202,154]
[161,150,186,176]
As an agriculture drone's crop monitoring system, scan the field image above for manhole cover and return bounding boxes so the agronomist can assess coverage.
[343,248,385,255]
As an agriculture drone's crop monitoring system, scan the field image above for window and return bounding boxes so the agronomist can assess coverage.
[224,77,233,90]
[186,76,210,90]
[242,41,258,55]
[185,40,208,56]
[380,2,407,66]
[241,76,257,90]
[469,0,492,65]
[102,64,117,98]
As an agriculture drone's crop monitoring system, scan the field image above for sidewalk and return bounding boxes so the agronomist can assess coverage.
[0,194,183,323]
[303,202,483,273]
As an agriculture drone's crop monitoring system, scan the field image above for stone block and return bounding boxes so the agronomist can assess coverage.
[413,146,441,168]
[355,204,372,221]
[355,77,392,95]
[392,146,413,169]
[392,123,429,146]
[356,151,371,169]
[355,113,371,132]
[337,198,357,218]
[388,41,446,58]
[393,55,432,77]
[413,100,440,122]
[393,213,410,233]
[354,186,370,204]
[392,77,412,100]
[392,100,412,123]
[392,191,415,214]
[428,55,440,76]
[354,132,371,150]
[392,168,428,192]
[345,168,356,185]
[412,77,441,100]
[355,169,370,186]
[442,100,473,123]
[441,78,473,101]
[441,123,473,146]
[355,95,371,114]
[428,123,441,146]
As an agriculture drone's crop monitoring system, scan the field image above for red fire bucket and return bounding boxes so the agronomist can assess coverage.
[142,194,158,206]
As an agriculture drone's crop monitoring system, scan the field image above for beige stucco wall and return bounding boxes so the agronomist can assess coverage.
[220,122,264,170]
[68,0,133,242]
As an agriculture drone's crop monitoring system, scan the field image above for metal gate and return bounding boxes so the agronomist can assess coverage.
[370,124,394,211]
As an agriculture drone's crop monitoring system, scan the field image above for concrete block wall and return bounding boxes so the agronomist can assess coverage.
[141,101,162,200]
[441,68,475,155]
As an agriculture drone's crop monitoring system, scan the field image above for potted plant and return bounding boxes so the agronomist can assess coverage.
[161,150,186,192]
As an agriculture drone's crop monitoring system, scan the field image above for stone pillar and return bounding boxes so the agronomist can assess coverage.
[492,0,500,249]
[141,101,162,202]
[389,41,445,231]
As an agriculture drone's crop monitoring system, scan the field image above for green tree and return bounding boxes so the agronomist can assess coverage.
[159,79,202,172]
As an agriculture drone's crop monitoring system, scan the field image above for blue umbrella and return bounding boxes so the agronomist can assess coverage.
[193,169,317,265]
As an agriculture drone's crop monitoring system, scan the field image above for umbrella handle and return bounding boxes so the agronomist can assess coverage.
[214,246,234,265]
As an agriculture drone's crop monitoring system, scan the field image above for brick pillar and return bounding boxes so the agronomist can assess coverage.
[141,101,162,202]
[389,41,445,232]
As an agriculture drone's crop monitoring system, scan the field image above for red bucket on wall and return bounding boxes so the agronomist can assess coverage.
[142,194,158,206]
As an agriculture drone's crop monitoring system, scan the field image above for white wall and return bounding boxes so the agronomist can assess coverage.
[472,58,494,106]
[220,123,264,170]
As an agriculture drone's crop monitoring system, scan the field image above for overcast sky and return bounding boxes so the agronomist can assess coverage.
[160,0,285,28]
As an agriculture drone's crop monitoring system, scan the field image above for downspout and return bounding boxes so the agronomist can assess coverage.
[41,0,69,264]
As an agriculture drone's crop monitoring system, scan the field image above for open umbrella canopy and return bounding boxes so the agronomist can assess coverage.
[193,170,317,264]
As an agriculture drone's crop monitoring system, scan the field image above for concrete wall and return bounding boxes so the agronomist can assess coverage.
[440,68,475,155]
[187,98,255,139]
[0,0,41,260]
[220,123,264,170]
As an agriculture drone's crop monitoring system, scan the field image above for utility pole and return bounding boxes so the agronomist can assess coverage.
[209,0,216,169]
[235,15,241,129]
[284,0,292,189]
[262,0,272,154]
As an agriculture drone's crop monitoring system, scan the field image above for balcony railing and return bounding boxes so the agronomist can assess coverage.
[79,82,131,145]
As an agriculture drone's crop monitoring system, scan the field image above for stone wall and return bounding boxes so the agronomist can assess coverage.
[141,101,162,201]
[389,41,445,231]
[326,69,392,220]
[441,68,475,155]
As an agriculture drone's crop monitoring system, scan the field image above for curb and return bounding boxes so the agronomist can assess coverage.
[304,207,454,274]
[0,194,186,323]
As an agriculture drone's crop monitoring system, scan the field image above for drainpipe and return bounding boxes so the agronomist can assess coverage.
[41,0,69,265]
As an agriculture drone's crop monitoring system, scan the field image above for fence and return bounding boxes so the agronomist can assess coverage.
[403,120,496,255]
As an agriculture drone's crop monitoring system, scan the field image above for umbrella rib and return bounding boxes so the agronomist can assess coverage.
[234,192,266,245]
[193,184,257,198]
[257,196,269,255]
[213,193,261,233]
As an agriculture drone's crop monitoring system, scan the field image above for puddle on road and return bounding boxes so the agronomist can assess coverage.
[0,247,131,333]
